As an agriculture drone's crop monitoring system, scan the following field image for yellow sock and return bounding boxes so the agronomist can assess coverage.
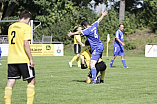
[4,87,12,104]
[100,71,105,80]
[27,85,35,104]
[76,57,81,66]
[87,78,92,84]
[70,56,77,63]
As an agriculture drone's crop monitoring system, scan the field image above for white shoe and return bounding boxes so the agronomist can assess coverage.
[124,66,130,68]
[0,63,2,65]
[78,65,81,67]
[68,62,72,67]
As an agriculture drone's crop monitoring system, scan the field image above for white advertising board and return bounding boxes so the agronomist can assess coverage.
[0,44,9,56]
[145,45,157,57]
[54,44,64,56]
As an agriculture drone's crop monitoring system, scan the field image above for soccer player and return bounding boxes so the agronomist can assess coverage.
[67,11,108,84]
[4,10,35,104]
[68,26,85,67]
[109,24,130,68]
[80,40,106,84]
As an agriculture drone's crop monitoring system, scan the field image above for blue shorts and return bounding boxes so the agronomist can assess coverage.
[91,45,104,61]
[114,46,125,56]
[0,47,1,54]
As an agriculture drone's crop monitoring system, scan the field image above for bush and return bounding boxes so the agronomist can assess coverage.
[124,40,136,50]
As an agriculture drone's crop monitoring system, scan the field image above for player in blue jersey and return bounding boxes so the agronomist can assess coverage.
[109,24,130,68]
[68,11,108,84]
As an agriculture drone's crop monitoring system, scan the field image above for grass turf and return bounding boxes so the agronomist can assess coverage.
[0,56,157,104]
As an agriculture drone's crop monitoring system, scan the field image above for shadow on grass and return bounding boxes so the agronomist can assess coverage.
[72,80,86,83]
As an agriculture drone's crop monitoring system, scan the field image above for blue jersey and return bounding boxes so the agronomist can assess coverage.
[82,21,103,51]
[114,30,124,47]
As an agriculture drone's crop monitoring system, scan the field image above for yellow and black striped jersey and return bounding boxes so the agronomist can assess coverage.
[80,46,102,69]
[80,46,92,69]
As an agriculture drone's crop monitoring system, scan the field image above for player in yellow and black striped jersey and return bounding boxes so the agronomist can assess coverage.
[80,40,106,84]
[4,10,35,104]
[68,26,85,67]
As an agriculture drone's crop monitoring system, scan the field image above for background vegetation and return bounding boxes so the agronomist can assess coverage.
[0,0,157,55]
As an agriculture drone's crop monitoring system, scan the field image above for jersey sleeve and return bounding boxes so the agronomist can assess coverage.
[92,21,99,28]
[24,26,31,41]
[115,30,119,39]
[82,28,90,36]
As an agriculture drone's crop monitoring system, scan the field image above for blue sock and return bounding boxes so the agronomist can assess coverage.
[110,59,114,67]
[91,67,97,83]
[121,59,127,67]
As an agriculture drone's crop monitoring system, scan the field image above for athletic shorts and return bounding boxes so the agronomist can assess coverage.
[8,63,35,81]
[91,45,104,61]
[74,44,81,54]
[114,46,125,55]
[87,61,106,78]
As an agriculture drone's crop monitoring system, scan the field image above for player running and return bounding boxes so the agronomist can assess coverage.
[68,26,85,67]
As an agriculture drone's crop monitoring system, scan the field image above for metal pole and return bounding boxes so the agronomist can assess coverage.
[30,20,33,44]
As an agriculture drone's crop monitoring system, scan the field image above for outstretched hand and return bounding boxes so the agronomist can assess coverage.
[102,11,108,17]
[67,31,72,37]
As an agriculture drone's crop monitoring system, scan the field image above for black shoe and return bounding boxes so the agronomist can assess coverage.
[96,75,102,83]
[89,82,100,84]
[100,80,104,83]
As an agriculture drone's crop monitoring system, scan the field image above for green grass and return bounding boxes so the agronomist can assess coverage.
[0,56,157,104]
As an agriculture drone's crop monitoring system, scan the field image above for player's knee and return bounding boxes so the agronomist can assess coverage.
[95,61,107,71]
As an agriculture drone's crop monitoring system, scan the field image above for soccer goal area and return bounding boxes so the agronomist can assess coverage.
[145,43,157,57]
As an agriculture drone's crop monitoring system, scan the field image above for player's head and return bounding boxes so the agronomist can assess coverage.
[81,20,89,29]
[77,25,82,31]
[19,10,32,24]
[119,24,124,31]
[74,25,82,32]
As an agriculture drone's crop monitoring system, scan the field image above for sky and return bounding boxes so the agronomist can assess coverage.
[88,0,143,15]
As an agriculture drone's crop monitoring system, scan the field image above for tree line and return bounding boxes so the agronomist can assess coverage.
[0,0,156,45]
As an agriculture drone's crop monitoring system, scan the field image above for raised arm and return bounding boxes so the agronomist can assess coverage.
[97,11,108,23]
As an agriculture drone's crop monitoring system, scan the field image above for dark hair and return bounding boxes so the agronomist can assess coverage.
[74,25,81,32]
[119,24,124,27]
[19,10,32,19]
[80,20,89,27]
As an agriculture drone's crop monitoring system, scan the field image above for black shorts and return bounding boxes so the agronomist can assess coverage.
[8,63,35,81]
[74,44,81,54]
[87,61,106,78]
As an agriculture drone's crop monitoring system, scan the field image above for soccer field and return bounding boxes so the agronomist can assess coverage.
[0,56,157,104]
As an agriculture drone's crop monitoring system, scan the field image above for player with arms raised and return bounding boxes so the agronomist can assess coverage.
[68,11,107,84]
